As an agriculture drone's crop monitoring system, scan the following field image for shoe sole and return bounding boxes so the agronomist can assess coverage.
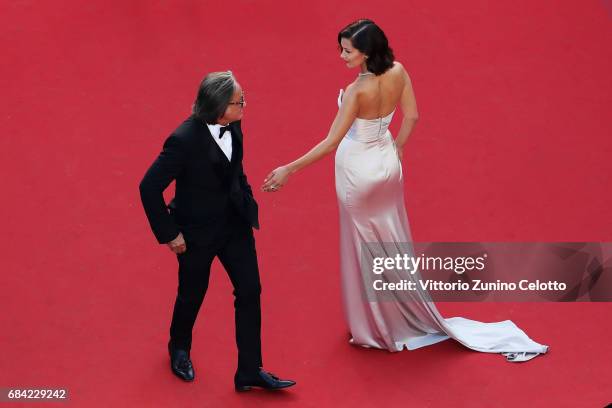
[235,383,295,392]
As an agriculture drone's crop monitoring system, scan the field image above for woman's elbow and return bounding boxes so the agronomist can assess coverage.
[322,138,341,153]
[404,114,419,123]
[328,140,343,153]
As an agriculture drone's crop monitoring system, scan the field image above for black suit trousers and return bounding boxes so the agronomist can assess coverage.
[169,218,262,374]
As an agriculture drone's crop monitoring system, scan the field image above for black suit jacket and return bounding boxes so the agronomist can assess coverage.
[139,116,259,244]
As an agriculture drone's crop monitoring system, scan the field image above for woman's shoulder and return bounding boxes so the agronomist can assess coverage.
[343,81,361,96]
[385,61,413,87]
[388,61,408,77]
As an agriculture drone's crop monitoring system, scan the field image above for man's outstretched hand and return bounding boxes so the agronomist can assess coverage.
[167,232,187,254]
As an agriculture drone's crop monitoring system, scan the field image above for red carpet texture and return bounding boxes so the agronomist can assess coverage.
[1,1,611,407]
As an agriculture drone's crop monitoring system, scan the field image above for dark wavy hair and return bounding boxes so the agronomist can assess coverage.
[337,19,395,75]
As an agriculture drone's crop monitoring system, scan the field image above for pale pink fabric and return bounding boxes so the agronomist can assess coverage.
[334,90,548,362]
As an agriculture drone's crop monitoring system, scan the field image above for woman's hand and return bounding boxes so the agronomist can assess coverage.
[395,143,404,163]
[262,166,291,192]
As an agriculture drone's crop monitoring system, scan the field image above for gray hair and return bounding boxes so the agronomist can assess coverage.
[192,71,236,124]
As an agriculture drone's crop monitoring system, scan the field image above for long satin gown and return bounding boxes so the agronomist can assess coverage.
[334,90,548,362]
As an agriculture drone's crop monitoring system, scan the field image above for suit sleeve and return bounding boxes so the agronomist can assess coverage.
[238,162,254,199]
[238,161,260,229]
[234,121,254,198]
[139,134,185,244]
[232,120,259,229]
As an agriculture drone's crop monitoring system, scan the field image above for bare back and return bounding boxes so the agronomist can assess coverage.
[353,62,405,120]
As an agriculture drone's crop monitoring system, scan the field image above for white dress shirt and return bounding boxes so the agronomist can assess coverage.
[206,123,233,162]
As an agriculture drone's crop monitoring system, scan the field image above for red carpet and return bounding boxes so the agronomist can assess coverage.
[1,1,611,406]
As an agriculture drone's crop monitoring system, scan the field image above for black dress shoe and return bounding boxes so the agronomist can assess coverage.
[234,368,296,391]
[168,343,195,382]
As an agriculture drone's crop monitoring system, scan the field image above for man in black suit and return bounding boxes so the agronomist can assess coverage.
[139,71,294,391]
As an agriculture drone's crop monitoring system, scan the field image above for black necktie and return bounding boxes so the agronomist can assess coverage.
[218,126,230,139]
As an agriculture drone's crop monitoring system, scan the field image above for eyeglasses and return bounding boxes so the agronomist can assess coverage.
[228,94,246,108]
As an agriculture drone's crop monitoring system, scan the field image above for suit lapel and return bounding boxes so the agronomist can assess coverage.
[195,118,244,181]
[197,119,230,178]
[229,121,243,166]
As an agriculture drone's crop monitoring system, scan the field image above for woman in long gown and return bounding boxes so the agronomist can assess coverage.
[262,19,548,362]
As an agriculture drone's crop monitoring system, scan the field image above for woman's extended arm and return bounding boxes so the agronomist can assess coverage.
[262,85,360,191]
